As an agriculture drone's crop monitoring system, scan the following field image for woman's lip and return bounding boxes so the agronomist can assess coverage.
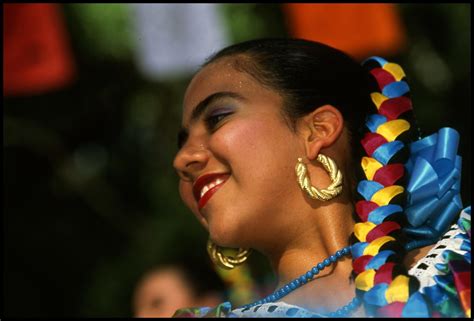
[198,182,225,209]
[193,173,230,203]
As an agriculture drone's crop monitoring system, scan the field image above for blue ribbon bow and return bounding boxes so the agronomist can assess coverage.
[403,128,463,250]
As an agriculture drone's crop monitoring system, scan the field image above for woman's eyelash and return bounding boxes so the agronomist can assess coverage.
[205,111,233,130]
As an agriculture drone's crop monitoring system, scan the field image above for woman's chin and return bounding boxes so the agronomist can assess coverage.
[209,226,243,248]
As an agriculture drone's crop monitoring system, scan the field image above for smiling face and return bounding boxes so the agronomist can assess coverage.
[173,56,307,250]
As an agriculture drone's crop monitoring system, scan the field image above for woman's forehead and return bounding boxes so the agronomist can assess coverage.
[183,58,260,114]
[185,60,241,100]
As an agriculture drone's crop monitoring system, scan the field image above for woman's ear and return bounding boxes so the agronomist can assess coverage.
[298,104,344,161]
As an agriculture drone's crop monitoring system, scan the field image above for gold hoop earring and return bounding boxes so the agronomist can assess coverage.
[295,154,343,201]
[207,239,251,270]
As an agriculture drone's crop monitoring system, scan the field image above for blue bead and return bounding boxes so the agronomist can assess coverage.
[289,282,296,290]
[270,295,276,301]
[311,267,319,274]
[335,250,343,257]
[324,258,331,266]
[317,263,324,270]
[306,271,313,279]
[343,247,351,254]
[284,285,291,292]
[299,275,307,283]
[294,279,301,286]
[330,255,337,262]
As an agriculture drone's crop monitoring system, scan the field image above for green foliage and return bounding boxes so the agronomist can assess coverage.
[219,4,288,43]
[63,4,134,61]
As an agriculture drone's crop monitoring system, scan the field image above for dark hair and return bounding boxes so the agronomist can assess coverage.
[203,38,378,195]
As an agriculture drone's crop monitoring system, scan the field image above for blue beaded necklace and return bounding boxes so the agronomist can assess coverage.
[238,246,361,317]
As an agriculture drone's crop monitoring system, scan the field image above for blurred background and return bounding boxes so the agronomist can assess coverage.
[3,3,471,317]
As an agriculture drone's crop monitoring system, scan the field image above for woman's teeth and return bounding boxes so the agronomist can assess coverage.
[200,178,224,198]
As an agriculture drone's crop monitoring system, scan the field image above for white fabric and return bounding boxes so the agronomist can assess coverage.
[131,4,228,80]
[407,222,467,292]
[231,301,322,318]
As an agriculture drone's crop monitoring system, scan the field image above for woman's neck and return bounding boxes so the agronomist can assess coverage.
[260,198,437,316]
[265,200,358,313]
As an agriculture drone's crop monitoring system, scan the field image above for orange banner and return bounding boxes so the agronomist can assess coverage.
[283,4,405,60]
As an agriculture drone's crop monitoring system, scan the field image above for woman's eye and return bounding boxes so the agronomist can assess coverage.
[205,111,233,130]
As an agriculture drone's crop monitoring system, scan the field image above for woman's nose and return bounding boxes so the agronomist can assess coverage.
[173,143,209,180]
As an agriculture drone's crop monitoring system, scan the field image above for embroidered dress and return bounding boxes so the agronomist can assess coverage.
[172,207,471,317]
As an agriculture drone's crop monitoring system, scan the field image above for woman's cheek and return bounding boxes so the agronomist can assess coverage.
[212,120,263,156]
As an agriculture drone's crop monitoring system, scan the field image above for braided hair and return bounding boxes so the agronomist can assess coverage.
[203,38,428,317]
[351,57,429,317]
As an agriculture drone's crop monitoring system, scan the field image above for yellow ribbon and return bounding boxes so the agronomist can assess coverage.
[371,185,404,206]
[355,269,376,291]
[370,92,388,109]
[376,119,410,142]
[361,157,383,180]
[382,63,406,81]
[385,274,410,303]
[363,236,395,256]
[354,222,377,242]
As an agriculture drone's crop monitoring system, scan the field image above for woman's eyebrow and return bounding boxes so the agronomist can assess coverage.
[177,91,245,148]
[189,91,245,124]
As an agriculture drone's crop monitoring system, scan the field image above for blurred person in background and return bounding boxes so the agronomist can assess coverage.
[132,262,226,317]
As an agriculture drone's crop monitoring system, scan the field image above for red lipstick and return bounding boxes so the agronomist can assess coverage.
[193,173,230,209]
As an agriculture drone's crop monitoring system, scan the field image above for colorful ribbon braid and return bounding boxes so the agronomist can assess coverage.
[351,56,431,317]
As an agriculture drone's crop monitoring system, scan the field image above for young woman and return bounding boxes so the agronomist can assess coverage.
[172,38,470,317]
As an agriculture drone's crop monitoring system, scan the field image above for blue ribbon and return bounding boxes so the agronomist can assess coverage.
[401,292,430,317]
[372,140,404,165]
[362,56,388,66]
[366,114,387,133]
[358,180,384,201]
[368,204,403,224]
[366,250,395,270]
[351,242,369,258]
[364,283,389,306]
[383,81,410,98]
[403,128,463,250]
